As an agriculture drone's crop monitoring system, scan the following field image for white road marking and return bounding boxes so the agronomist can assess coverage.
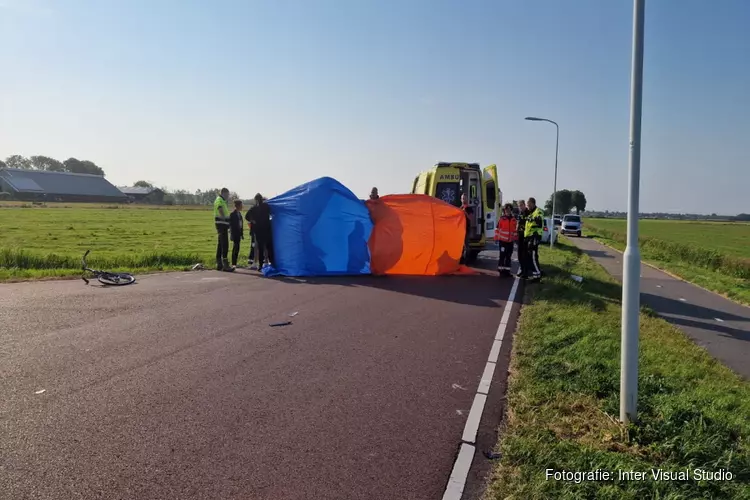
[462,392,488,444]
[443,276,520,499]
[715,318,724,323]
[477,362,497,395]
[488,340,502,363]
[442,443,475,500]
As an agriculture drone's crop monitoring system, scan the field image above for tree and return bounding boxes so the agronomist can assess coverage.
[0,159,6,169]
[571,190,587,214]
[134,180,154,188]
[31,155,65,172]
[63,157,105,176]
[544,189,574,215]
[5,155,32,170]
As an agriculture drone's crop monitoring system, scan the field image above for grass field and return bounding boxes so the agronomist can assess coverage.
[584,218,750,305]
[0,203,222,280]
[485,240,750,500]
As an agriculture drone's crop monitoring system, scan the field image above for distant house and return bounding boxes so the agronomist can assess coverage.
[119,186,166,204]
[0,168,128,203]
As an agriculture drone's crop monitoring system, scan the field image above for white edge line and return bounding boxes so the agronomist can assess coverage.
[487,340,502,363]
[443,276,520,500]
[477,361,497,395]
[441,443,475,500]
[461,393,488,444]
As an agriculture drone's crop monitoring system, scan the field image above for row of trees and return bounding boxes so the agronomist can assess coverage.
[544,189,587,215]
[2,154,106,176]
[510,189,587,215]
[133,181,242,206]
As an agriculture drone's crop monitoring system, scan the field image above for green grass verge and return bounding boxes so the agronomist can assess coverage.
[485,240,750,500]
[0,204,222,280]
[584,224,750,306]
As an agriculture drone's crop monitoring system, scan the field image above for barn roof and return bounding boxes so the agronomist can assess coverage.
[0,168,126,198]
[119,186,163,196]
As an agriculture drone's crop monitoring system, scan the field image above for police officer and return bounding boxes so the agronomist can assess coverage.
[515,200,528,278]
[213,188,234,272]
[523,197,545,279]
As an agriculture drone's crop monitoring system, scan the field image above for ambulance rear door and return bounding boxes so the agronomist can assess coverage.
[482,164,499,242]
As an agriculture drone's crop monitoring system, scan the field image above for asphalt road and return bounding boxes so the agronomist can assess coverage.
[0,254,519,500]
[569,236,750,379]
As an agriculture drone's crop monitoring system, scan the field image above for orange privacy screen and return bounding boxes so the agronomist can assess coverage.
[366,194,472,275]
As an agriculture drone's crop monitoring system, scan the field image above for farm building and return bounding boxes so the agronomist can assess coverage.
[119,186,166,204]
[0,168,128,203]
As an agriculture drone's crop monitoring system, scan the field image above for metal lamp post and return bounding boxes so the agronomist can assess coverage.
[621,0,646,425]
[525,116,559,248]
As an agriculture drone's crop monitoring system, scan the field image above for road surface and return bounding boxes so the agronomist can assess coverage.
[568,236,750,379]
[0,255,519,500]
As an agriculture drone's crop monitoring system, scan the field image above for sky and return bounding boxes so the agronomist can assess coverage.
[1,0,748,214]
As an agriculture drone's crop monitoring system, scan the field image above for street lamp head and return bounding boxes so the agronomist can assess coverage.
[525,116,543,121]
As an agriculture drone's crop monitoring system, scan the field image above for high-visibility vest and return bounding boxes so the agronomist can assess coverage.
[524,207,544,237]
[213,195,230,225]
[495,216,518,242]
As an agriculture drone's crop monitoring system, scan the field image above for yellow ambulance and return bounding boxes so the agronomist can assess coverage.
[410,162,501,263]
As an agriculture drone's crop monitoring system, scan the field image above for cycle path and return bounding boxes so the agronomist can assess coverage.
[568,236,750,379]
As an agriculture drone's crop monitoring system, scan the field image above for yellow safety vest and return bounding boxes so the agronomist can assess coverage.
[524,207,544,238]
[213,196,229,225]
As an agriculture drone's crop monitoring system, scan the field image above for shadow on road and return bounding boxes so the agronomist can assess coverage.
[251,253,519,308]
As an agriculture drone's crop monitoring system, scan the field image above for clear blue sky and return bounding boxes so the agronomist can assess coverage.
[1,0,748,214]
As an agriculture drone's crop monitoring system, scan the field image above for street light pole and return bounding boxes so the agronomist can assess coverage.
[525,116,559,248]
[621,0,646,425]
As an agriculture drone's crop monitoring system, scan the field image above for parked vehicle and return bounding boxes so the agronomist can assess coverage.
[561,214,583,237]
[410,162,500,263]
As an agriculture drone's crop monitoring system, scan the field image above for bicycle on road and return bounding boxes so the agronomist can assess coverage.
[81,250,136,286]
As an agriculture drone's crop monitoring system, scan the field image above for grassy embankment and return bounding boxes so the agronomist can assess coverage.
[584,218,750,305]
[485,239,750,500]
[0,203,218,280]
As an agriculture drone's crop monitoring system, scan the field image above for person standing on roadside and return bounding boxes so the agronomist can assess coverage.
[248,193,274,268]
[244,204,257,270]
[369,187,380,200]
[229,199,244,268]
[516,200,528,278]
[523,197,545,280]
[495,203,517,277]
[213,188,234,272]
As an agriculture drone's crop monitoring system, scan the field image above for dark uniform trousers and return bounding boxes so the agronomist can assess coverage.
[254,226,274,266]
[516,232,526,276]
[524,233,542,277]
[215,223,230,266]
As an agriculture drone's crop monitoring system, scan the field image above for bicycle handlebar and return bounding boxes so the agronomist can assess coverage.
[82,250,90,270]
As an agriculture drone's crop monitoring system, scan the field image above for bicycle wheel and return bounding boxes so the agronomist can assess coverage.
[98,272,136,286]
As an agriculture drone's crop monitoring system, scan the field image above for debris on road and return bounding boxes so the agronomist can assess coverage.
[289,311,299,317]
[34,389,46,395]
[484,451,502,460]
[269,321,292,327]
[451,383,467,391]
[571,275,583,283]
[192,263,205,271]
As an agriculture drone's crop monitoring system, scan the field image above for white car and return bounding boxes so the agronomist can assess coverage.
[561,214,583,237]
[541,218,551,243]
